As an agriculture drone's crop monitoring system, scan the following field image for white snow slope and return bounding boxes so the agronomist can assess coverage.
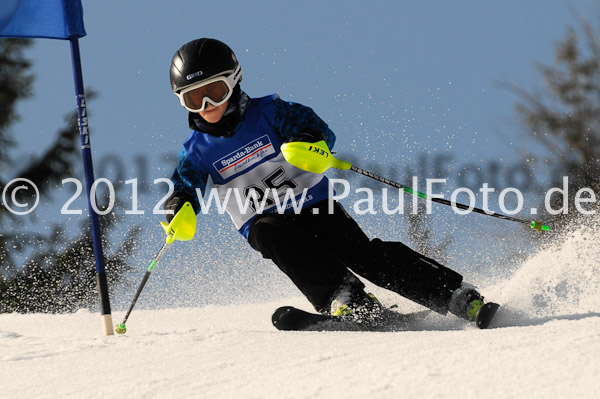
[2,224,600,399]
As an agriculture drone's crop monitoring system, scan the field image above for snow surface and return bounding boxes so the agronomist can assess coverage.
[2,222,600,399]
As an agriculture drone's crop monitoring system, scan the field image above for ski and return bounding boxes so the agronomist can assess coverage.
[271,306,430,332]
[272,302,501,331]
[272,306,355,331]
[475,302,500,329]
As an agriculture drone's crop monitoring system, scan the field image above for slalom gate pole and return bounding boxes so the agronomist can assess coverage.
[115,241,171,334]
[69,37,114,335]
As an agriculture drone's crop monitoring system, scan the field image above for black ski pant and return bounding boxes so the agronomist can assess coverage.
[248,199,463,314]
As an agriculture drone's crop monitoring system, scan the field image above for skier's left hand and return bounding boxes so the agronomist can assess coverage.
[286,129,325,143]
[164,191,196,223]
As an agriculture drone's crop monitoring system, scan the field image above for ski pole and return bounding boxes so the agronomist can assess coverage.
[115,202,197,334]
[347,164,549,231]
[281,141,550,232]
[114,241,171,334]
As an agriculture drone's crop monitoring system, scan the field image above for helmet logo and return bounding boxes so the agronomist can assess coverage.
[186,70,203,80]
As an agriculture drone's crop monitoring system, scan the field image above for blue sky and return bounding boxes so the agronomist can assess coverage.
[15,1,594,166]
[6,1,599,306]
[12,1,596,188]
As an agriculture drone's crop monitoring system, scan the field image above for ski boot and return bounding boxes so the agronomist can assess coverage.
[449,283,499,329]
[449,283,485,320]
[330,283,384,327]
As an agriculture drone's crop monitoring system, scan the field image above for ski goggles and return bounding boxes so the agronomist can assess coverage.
[175,65,241,112]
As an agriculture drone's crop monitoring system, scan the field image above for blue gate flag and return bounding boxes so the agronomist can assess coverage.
[0,0,86,39]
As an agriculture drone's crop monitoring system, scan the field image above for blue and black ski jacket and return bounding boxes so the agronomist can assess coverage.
[170,94,336,238]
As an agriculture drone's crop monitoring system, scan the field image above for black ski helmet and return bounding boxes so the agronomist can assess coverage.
[170,38,242,94]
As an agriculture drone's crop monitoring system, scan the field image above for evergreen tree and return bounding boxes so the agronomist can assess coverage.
[512,17,600,227]
[0,38,33,167]
[0,38,140,312]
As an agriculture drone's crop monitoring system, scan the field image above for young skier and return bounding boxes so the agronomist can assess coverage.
[165,38,490,326]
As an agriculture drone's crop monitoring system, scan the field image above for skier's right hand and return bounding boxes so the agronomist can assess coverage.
[164,191,196,223]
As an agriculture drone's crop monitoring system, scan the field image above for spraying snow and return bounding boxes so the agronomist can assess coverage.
[487,219,600,325]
